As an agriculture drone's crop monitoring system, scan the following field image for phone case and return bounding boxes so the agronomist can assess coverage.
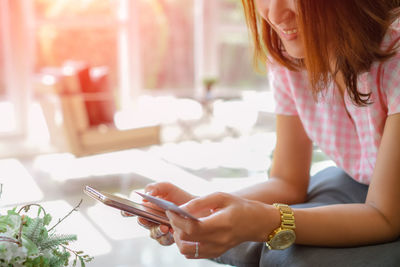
[84,186,170,226]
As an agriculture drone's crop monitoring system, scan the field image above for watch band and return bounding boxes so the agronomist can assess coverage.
[265,203,296,250]
[273,203,295,230]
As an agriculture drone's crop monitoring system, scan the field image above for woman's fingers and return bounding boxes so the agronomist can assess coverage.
[150,224,168,239]
[122,210,174,246]
[149,224,174,246]
[144,182,195,205]
[166,192,232,238]
[166,210,224,244]
[121,210,135,217]
[173,236,198,258]
[136,215,174,246]
[167,211,200,239]
[173,234,226,259]
[182,192,231,216]
[167,192,244,257]
[137,217,157,229]
[145,182,174,197]
[158,232,174,246]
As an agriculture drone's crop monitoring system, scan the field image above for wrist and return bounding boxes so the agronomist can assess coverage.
[248,201,281,242]
[266,203,296,250]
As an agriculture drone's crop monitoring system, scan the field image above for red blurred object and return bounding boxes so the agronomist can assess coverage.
[62,61,115,126]
[35,61,160,157]
[36,61,116,127]
[63,61,93,92]
[88,66,116,126]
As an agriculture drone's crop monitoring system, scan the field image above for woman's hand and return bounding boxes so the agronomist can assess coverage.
[123,182,196,246]
[166,192,279,259]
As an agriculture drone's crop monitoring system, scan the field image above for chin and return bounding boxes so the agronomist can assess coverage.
[287,49,305,59]
[283,41,305,59]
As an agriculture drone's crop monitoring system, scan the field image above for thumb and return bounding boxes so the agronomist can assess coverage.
[145,182,174,198]
[181,192,231,217]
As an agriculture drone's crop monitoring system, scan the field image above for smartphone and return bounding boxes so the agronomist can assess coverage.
[84,186,170,226]
[136,191,199,221]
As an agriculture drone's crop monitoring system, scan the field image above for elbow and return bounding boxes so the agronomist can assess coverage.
[366,203,400,242]
[287,182,308,204]
[382,221,400,242]
[387,222,400,241]
[292,190,308,204]
[268,176,308,204]
[383,224,400,243]
[290,177,309,204]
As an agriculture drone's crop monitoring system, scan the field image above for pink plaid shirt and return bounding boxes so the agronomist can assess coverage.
[269,22,400,184]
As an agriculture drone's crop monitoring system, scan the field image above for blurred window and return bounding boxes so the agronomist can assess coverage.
[0,0,268,154]
[34,0,116,19]
[34,0,196,95]
[33,0,120,92]
[0,1,19,135]
[32,0,265,99]
[139,1,194,92]
[216,0,267,91]
[0,25,4,98]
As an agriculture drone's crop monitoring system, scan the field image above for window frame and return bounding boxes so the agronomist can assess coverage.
[0,0,33,140]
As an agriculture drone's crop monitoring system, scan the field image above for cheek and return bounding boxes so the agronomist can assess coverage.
[254,0,269,21]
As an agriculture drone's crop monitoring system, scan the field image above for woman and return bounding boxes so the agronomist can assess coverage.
[131,0,400,266]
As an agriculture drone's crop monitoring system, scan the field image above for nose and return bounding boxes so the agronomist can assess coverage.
[267,0,292,26]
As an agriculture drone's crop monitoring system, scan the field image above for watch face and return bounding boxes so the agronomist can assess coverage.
[269,229,296,250]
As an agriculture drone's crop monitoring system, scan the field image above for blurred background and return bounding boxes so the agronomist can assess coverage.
[0,0,333,266]
[0,0,273,157]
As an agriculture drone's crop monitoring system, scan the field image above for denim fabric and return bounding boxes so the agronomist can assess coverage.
[211,167,400,267]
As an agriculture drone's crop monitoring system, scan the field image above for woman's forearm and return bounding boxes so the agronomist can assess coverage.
[234,186,399,246]
[233,177,308,205]
[293,203,399,246]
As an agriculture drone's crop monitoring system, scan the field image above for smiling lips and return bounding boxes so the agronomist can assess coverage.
[281,28,298,35]
[278,27,298,40]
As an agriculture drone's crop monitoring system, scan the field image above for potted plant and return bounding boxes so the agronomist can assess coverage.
[0,184,92,266]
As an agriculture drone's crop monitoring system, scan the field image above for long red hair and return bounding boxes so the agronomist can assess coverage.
[241,0,400,106]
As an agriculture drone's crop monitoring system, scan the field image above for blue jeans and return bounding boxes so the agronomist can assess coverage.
[212,167,400,267]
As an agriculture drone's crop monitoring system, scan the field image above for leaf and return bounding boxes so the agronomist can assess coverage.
[39,234,77,250]
[21,236,39,255]
[0,201,92,266]
[43,214,52,226]
[37,207,42,217]
[0,213,21,234]
[24,217,44,244]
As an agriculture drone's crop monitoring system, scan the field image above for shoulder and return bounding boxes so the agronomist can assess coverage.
[267,61,311,115]
[366,20,400,116]
[378,18,400,79]
[369,19,400,80]
[380,18,400,50]
[267,61,306,88]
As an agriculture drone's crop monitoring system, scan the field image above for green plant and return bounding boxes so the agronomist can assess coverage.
[202,77,218,93]
[0,193,93,267]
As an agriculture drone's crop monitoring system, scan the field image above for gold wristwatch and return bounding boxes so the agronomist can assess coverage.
[266,203,296,250]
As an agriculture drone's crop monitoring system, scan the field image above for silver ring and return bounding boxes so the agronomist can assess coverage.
[154,225,166,239]
[194,242,199,258]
